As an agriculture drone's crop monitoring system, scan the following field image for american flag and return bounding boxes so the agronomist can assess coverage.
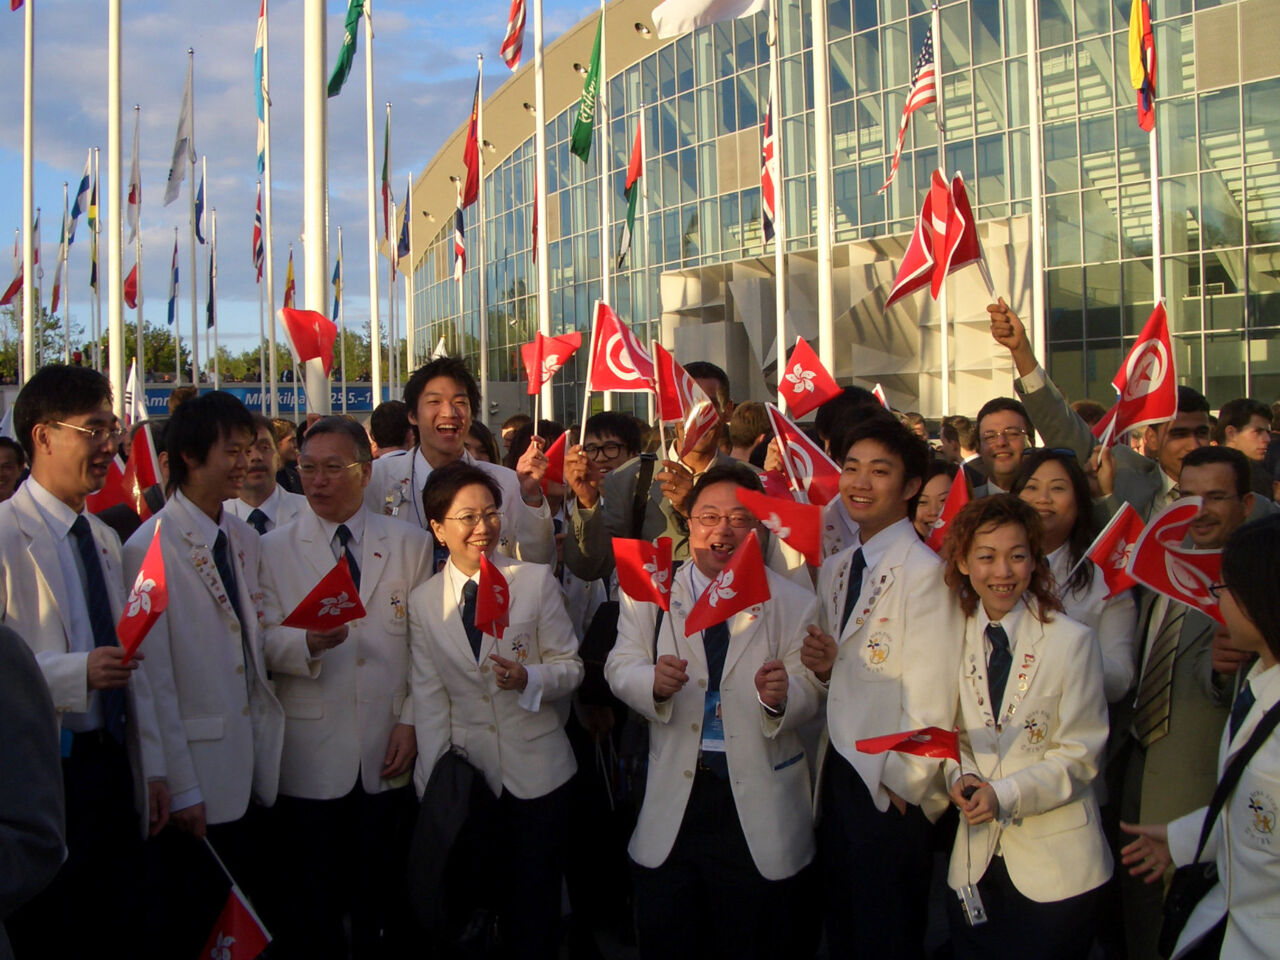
[252,183,264,282]
[453,185,466,284]
[761,78,777,243]
[500,0,526,71]
[877,28,937,194]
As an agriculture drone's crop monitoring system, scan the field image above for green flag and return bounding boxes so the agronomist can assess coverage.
[327,0,366,98]
[569,16,603,163]
[617,120,643,269]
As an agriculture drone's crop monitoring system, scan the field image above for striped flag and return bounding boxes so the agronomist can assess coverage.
[127,109,141,242]
[461,74,480,208]
[87,180,98,291]
[617,119,643,269]
[194,172,206,244]
[877,28,937,194]
[255,0,268,174]
[166,237,179,326]
[50,209,67,313]
[68,151,92,246]
[381,112,391,242]
[283,248,295,309]
[500,0,526,70]
[453,185,466,284]
[761,78,777,243]
[252,183,264,281]
[331,252,341,322]
[1129,0,1156,131]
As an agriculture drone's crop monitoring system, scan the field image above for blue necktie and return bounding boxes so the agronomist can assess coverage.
[1229,681,1255,741]
[336,524,361,592]
[700,620,732,779]
[986,622,1012,716]
[69,515,126,744]
[246,508,269,536]
[461,580,482,661]
[838,549,867,634]
[212,530,246,630]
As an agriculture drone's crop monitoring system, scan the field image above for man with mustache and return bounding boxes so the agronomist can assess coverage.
[224,413,309,535]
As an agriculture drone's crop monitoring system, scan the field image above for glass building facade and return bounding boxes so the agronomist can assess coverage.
[410,0,1280,425]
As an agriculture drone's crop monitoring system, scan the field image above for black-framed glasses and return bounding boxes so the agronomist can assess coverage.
[582,441,624,460]
[691,510,755,528]
[54,420,124,446]
[1208,583,1229,601]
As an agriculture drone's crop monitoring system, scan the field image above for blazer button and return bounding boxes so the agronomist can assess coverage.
[697,678,707,688]
[683,770,693,779]
[481,694,490,703]
[241,706,250,716]
[235,664,245,675]
[480,663,490,673]
[690,723,699,733]
[356,657,367,667]
[488,723,496,733]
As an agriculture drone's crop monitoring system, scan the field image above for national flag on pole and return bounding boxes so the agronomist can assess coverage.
[50,209,67,313]
[11,1,22,10]
[461,75,481,209]
[281,556,366,629]
[380,112,391,243]
[765,403,842,506]
[780,337,840,418]
[500,0,527,70]
[397,183,411,263]
[761,77,777,243]
[0,231,20,306]
[587,302,654,392]
[31,211,41,285]
[612,536,674,611]
[885,170,989,307]
[1129,0,1157,132]
[617,119,643,269]
[255,0,268,174]
[684,530,771,635]
[331,253,341,322]
[476,552,510,639]
[878,28,937,194]
[199,886,270,960]
[278,307,338,378]
[1091,304,1177,446]
[735,487,824,567]
[87,175,98,292]
[118,521,168,664]
[1076,501,1145,598]
[283,248,295,309]
[856,726,961,762]
[164,57,195,206]
[327,0,367,98]
[194,172,206,244]
[124,263,139,309]
[68,151,92,246]
[252,184,264,281]
[123,359,149,426]
[166,237,179,325]
[925,468,971,553]
[127,108,142,242]
[569,16,603,163]
[650,0,767,38]
[453,185,466,284]
[1126,498,1224,625]
[520,331,582,395]
[206,230,216,330]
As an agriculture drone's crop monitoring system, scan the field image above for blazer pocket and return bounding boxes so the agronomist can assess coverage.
[183,715,226,742]
[282,697,324,720]
[518,707,563,741]
[847,625,904,682]
[1019,799,1089,838]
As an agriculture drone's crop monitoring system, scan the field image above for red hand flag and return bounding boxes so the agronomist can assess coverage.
[735,487,823,567]
[200,885,270,960]
[86,455,129,514]
[759,470,794,500]
[476,552,510,639]
[278,307,338,378]
[520,331,581,396]
[652,342,704,424]
[118,521,168,665]
[871,383,889,409]
[1092,304,1177,446]
[124,263,138,309]
[856,726,960,763]
[684,530,772,636]
[613,536,674,611]
[925,468,971,553]
[281,556,367,630]
[780,337,840,418]
[1079,502,1145,598]
[1126,498,1224,625]
[586,302,653,392]
[121,422,162,522]
[540,432,568,492]
[765,404,842,506]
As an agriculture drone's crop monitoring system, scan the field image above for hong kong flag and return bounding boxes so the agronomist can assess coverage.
[925,469,971,553]
[278,307,338,378]
[520,331,581,396]
[872,383,890,409]
[886,170,990,308]
[684,530,772,636]
[539,432,568,493]
[86,455,129,514]
[118,521,168,665]
[1125,498,1224,625]
[613,536,674,611]
[1078,502,1145,598]
[281,556,367,630]
[759,470,794,500]
[1092,304,1176,446]
[476,552,511,639]
[735,487,823,567]
[856,726,961,763]
[586,302,654,392]
[780,337,840,418]
[765,404,842,506]
[651,341,722,458]
[121,422,162,521]
[200,885,270,960]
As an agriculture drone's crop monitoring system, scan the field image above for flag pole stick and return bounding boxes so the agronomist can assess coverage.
[810,0,834,375]
[362,0,382,410]
[108,0,127,406]
[173,227,181,385]
[302,0,331,416]
[61,182,70,364]
[476,53,490,425]
[188,50,200,386]
[133,106,144,382]
[258,199,266,412]
[339,225,347,414]
[768,0,786,409]
[94,145,104,372]
[210,206,219,389]
[649,339,668,456]
[932,2,950,419]
[533,0,553,422]
[1025,0,1046,367]
[580,300,598,433]
[200,837,273,941]
[598,0,612,419]
[20,0,33,384]
[388,186,398,393]
[405,174,415,378]
[261,1,279,416]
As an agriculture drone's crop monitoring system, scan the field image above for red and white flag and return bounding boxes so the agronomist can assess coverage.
[651,342,721,458]
[281,556,367,630]
[684,530,772,636]
[118,521,168,665]
[735,487,823,568]
[886,170,989,307]
[856,726,960,763]
[123,263,139,309]
[1091,304,1177,446]
[761,73,777,243]
[925,468,971,553]
[540,432,568,492]
[1125,498,1224,625]
[1075,502,1145,598]
[871,383,889,409]
[613,536,673,611]
[476,552,510,639]
[85,455,129,515]
[278,307,338,378]
[878,28,937,194]
[765,404,842,506]
[461,75,481,209]
[780,337,840,418]
[759,470,794,500]
[500,0,527,70]
[200,885,270,960]
[121,422,162,521]
[520,331,582,396]
[586,302,653,393]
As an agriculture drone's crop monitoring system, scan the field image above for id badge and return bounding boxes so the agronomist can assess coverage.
[700,692,726,753]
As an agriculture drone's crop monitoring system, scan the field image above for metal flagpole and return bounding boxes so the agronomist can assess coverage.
[173,227,181,385]
[20,0,33,383]
[597,4,612,416]
[932,2,950,417]
[476,54,489,425]
[769,0,787,409]
[94,146,103,371]
[204,163,213,386]
[261,0,280,416]
[1026,0,1046,365]
[363,2,382,407]
[133,106,144,383]
[533,0,553,421]
[60,182,69,363]
[35,206,43,369]
[809,0,834,374]
[212,207,220,388]
[388,188,398,392]
[188,51,199,385]
[339,225,347,413]
[405,174,416,380]
[303,0,331,415]
[257,200,266,412]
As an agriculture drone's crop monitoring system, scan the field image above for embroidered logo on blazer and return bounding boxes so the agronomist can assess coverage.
[1246,791,1277,844]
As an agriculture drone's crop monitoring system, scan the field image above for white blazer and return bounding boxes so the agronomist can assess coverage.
[259,510,431,799]
[409,552,583,800]
[0,483,166,836]
[815,521,964,820]
[1048,545,1138,703]
[124,493,285,825]
[606,564,822,881]
[1167,661,1280,960]
[224,486,310,532]
[948,598,1113,902]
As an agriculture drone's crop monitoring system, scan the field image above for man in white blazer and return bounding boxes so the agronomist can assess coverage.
[223,412,309,534]
[124,391,285,959]
[0,365,168,960]
[259,416,430,958]
[802,414,964,959]
[365,356,554,566]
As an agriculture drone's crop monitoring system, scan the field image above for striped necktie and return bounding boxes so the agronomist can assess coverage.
[1132,599,1187,747]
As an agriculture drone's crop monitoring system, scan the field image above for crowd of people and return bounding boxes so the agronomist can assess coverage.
[1,298,1279,960]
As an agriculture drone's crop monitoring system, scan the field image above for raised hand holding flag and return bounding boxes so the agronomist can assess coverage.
[281,556,367,630]
[1092,304,1176,446]
[476,552,510,639]
[1125,498,1224,624]
[780,337,840,418]
[118,521,168,664]
[765,404,842,506]
[735,487,823,567]
[1073,501,1145,598]
[684,530,771,636]
[613,536,674,611]
[520,331,581,395]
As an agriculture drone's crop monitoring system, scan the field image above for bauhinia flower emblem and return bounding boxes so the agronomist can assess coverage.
[784,363,816,394]
[318,592,357,618]
[643,560,670,595]
[126,571,156,618]
[210,933,236,960]
[706,570,737,607]
[761,512,790,539]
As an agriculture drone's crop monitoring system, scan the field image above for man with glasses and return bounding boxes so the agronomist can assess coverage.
[224,413,309,535]
[0,365,168,960]
[972,397,1034,497]
[258,417,430,957]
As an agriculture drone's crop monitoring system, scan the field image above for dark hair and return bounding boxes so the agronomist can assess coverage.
[167,385,198,413]
[1010,448,1097,596]
[975,396,1030,436]
[901,411,926,430]
[942,494,1063,621]
[0,436,25,466]
[813,386,878,445]
[947,414,978,451]
[248,413,275,443]
[1175,385,1210,417]
[1180,445,1252,498]
[682,461,764,515]
[831,413,930,516]
[369,400,412,449]
[583,411,641,457]
[501,413,532,435]
[13,364,113,461]
[403,357,481,415]
[1070,399,1108,428]
[166,391,255,489]
[683,361,731,407]
[421,460,503,525]
[727,401,769,449]
[1221,515,1280,661]
[503,419,564,470]
[1214,398,1272,444]
[270,417,295,445]
[921,459,959,488]
[467,421,501,463]
[302,415,373,462]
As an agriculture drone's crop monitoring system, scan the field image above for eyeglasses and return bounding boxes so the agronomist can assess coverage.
[445,509,502,528]
[980,427,1028,445]
[298,460,363,480]
[54,420,124,446]
[1208,582,1228,600]
[691,510,755,529]
[582,441,625,460]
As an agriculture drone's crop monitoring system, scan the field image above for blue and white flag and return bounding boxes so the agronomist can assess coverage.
[68,151,92,246]
[167,237,179,325]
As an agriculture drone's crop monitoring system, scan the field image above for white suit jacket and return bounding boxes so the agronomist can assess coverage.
[259,511,431,799]
[1048,546,1138,703]
[364,447,553,564]
[947,599,1113,902]
[409,553,583,799]
[0,483,166,836]
[224,487,310,532]
[1167,661,1280,960]
[816,522,964,820]
[606,564,822,880]
[124,493,285,825]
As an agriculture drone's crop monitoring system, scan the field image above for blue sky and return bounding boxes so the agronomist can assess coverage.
[0,0,595,364]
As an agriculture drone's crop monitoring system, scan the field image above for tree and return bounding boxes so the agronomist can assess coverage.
[0,302,83,382]
[81,319,191,382]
